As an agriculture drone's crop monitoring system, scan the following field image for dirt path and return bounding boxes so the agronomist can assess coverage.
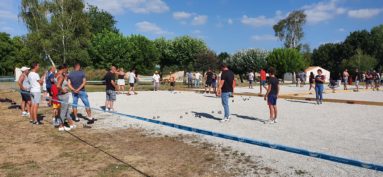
[0,92,276,177]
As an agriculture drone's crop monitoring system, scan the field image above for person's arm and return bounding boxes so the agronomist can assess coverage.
[57,76,66,93]
[232,79,236,95]
[38,73,46,85]
[75,76,87,93]
[18,75,25,90]
[264,83,272,100]
[111,79,118,90]
[67,78,76,92]
[217,80,225,96]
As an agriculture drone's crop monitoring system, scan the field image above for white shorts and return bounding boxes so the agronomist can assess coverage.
[117,79,125,86]
[31,92,41,104]
[355,80,360,86]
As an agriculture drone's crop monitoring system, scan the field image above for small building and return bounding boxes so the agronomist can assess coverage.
[305,66,330,83]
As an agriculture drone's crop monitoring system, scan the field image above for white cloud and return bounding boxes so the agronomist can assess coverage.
[191,15,208,25]
[227,18,233,25]
[241,11,283,28]
[135,21,170,35]
[338,28,345,32]
[173,11,192,20]
[85,0,169,15]
[347,8,383,19]
[252,34,277,41]
[302,0,346,23]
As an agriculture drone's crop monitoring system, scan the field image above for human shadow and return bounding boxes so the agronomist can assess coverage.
[8,104,21,109]
[37,113,45,122]
[286,99,316,105]
[191,111,222,121]
[231,114,267,123]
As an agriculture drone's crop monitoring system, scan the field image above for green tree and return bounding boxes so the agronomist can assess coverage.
[0,33,15,75]
[312,43,345,75]
[86,5,118,34]
[273,10,306,49]
[89,30,129,69]
[370,25,383,70]
[267,48,306,78]
[127,35,159,75]
[171,36,208,79]
[195,49,219,73]
[341,49,378,72]
[153,37,176,76]
[20,0,91,65]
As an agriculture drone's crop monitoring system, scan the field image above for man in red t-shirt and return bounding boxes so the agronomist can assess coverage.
[260,69,267,94]
[50,81,60,121]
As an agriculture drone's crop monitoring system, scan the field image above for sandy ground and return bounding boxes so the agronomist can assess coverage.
[78,89,383,177]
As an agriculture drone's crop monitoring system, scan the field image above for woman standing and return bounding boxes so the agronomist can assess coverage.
[56,65,76,131]
[309,72,315,94]
[117,68,126,94]
[314,69,326,105]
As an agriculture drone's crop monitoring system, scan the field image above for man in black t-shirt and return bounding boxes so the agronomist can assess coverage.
[104,65,118,112]
[217,64,235,122]
[204,68,214,94]
[264,67,279,124]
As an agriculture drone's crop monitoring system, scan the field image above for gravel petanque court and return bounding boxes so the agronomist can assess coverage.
[73,86,383,177]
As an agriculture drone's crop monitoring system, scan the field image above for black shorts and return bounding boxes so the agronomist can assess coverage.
[170,82,175,87]
[129,83,135,87]
[205,81,212,87]
[21,91,31,101]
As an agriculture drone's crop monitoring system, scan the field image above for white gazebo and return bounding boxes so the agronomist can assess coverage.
[305,66,330,83]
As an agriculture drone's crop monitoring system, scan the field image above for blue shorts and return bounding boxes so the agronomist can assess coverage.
[261,80,267,86]
[72,90,90,109]
[267,95,277,105]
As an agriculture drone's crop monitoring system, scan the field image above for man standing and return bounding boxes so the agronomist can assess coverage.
[248,71,254,89]
[128,69,137,95]
[104,65,118,112]
[152,71,161,91]
[217,64,235,122]
[204,68,214,94]
[259,68,267,94]
[343,69,349,90]
[18,66,31,118]
[28,63,45,125]
[68,63,95,124]
[187,71,193,88]
[354,69,362,92]
[264,67,279,124]
[195,72,201,88]
[45,66,56,104]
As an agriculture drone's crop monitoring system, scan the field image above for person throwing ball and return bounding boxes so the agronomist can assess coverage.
[264,67,279,124]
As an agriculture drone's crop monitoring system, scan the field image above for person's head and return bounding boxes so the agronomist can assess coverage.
[119,68,124,72]
[220,63,228,71]
[131,69,135,73]
[269,67,276,76]
[317,69,322,75]
[30,62,39,72]
[310,72,314,76]
[155,71,158,74]
[21,66,30,74]
[345,69,348,72]
[208,68,211,72]
[356,68,359,72]
[49,66,56,72]
[73,63,81,71]
[110,65,117,73]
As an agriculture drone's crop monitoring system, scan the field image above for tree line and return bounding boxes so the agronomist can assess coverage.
[0,0,382,80]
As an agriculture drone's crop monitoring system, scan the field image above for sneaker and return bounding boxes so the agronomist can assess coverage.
[273,119,278,123]
[268,120,275,124]
[220,117,228,123]
[319,100,323,104]
[70,124,77,129]
[58,127,65,131]
[21,111,27,117]
[73,117,80,122]
[26,112,30,117]
[87,119,95,124]
[64,126,71,131]
[33,121,43,125]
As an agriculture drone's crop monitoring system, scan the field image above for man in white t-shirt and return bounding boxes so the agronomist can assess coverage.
[127,69,138,95]
[248,72,254,89]
[28,63,46,125]
[152,71,160,91]
[194,72,201,88]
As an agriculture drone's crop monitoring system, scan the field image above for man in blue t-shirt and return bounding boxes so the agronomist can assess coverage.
[68,63,95,124]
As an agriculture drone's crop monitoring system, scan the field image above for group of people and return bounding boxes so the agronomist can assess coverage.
[247,69,268,95]
[18,63,96,131]
[186,70,218,93]
[342,69,381,91]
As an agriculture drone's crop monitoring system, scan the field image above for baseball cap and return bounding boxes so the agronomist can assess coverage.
[21,66,30,72]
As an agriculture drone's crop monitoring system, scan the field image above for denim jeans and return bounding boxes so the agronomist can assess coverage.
[195,79,200,88]
[72,90,90,108]
[315,84,324,101]
[221,92,232,118]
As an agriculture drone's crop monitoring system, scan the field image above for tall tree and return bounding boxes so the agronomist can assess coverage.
[341,49,378,72]
[86,5,118,34]
[267,48,306,78]
[127,35,159,75]
[153,37,176,76]
[20,0,91,65]
[312,43,345,75]
[273,10,306,49]
[195,49,218,74]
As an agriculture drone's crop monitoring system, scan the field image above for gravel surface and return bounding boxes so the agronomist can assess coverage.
[73,88,383,177]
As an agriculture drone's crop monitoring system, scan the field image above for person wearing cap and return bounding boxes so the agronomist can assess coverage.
[18,66,31,118]
[152,71,160,91]
[28,62,46,125]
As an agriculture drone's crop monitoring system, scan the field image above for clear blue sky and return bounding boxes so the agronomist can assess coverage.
[1,0,382,53]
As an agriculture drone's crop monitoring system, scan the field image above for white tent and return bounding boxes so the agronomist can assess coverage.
[14,67,22,82]
[305,66,330,83]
